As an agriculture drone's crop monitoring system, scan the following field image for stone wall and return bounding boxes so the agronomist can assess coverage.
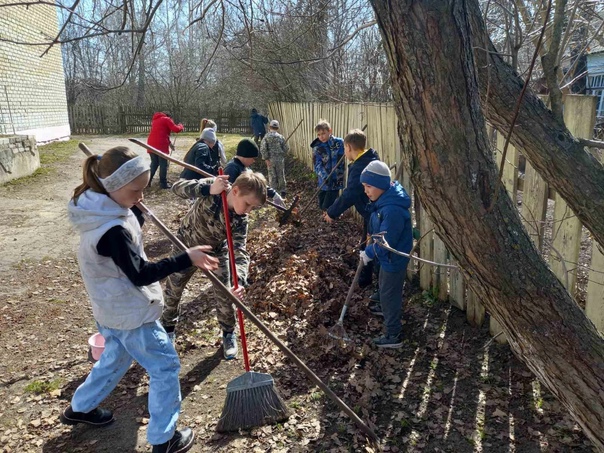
[0,135,39,184]
[0,0,70,143]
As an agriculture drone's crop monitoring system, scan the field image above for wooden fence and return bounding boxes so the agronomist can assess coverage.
[68,105,252,135]
[269,97,604,339]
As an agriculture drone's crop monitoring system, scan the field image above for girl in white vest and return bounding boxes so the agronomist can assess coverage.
[60,146,227,453]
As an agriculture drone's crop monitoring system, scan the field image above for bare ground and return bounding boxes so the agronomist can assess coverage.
[0,136,593,452]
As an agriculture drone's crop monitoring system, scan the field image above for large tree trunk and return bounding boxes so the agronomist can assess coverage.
[466,0,604,248]
[369,0,604,450]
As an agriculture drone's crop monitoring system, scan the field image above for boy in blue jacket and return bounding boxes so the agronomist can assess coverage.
[311,119,345,211]
[323,128,379,287]
[360,161,413,348]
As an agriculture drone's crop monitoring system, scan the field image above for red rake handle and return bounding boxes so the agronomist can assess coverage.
[218,168,251,372]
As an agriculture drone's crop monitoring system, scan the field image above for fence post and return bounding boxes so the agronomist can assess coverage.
[548,95,596,294]
[119,106,125,134]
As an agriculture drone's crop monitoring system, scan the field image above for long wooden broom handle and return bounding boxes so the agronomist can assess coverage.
[128,138,288,212]
[78,142,378,443]
[218,168,251,372]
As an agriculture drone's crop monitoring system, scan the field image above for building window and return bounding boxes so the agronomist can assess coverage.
[587,74,604,117]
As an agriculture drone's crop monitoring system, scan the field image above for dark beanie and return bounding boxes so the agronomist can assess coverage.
[237,138,259,158]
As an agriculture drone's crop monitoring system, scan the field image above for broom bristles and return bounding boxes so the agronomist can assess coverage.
[216,372,289,432]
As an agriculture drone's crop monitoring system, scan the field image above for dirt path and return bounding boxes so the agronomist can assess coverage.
[0,137,594,453]
[0,135,198,270]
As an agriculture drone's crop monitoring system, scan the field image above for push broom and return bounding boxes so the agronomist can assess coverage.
[215,168,289,432]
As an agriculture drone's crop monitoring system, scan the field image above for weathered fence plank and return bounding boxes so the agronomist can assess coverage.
[521,162,548,250]
[433,235,448,301]
[419,209,434,290]
[466,287,485,327]
[549,96,596,293]
[449,263,465,311]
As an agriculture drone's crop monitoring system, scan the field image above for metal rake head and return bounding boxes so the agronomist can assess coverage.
[327,322,353,348]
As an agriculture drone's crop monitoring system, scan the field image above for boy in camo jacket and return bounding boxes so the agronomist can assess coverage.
[259,120,289,197]
[161,172,267,360]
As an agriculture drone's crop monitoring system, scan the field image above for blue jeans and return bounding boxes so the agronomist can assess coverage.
[71,320,181,445]
[378,267,406,338]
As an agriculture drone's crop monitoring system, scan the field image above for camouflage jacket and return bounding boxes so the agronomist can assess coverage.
[259,131,289,160]
[171,178,250,285]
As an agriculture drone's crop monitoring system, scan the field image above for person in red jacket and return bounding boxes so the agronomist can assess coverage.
[147,112,184,189]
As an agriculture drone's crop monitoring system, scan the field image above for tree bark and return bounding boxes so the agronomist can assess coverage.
[466,0,604,248]
[369,0,604,450]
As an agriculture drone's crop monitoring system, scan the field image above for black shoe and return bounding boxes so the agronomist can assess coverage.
[152,428,195,453]
[160,182,172,190]
[373,334,404,349]
[369,291,380,303]
[280,191,287,198]
[60,405,114,426]
[369,303,383,317]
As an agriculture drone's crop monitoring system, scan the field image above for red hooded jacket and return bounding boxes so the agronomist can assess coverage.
[147,112,184,154]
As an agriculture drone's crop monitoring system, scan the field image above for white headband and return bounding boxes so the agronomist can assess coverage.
[99,156,150,192]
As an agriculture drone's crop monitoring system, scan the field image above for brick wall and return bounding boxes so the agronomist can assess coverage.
[0,0,70,143]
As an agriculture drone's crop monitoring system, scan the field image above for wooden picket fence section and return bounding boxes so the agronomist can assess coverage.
[269,97,604,339]
[68,104,252,135]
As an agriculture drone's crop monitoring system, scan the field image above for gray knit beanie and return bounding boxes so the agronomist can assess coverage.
[200,128,217,143]
[360,160,391,191]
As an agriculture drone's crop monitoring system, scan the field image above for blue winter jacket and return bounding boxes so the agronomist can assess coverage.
[250,112,268,136]
[364,181,413,272]
[326,148,379,220]
[311,136,345,191]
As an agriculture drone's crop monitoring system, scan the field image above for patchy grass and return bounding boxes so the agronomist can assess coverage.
[24,379,61,395]
[38,140,78,165]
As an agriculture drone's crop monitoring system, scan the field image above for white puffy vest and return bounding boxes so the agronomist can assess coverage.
[71,191,163,330]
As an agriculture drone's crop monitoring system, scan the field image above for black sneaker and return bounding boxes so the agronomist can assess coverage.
[160,182,172,190]
[152,428,195,453]
[373,334,404,349]
[369,291,380,303]
[60,405,114,426]
[368,303,383,317]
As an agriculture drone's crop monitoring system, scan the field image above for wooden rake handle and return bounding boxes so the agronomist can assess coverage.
[77,142,379,443]
[128,138,288,213]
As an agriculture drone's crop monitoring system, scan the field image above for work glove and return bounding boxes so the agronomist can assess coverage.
[360,250,372,266]
[272,192,286,208]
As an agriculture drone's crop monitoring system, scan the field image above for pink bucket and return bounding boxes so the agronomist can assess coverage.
[88,333,105,361]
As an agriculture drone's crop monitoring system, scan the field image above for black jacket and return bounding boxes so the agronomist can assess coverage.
[181,140,220,179]
[224,157,276,198]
